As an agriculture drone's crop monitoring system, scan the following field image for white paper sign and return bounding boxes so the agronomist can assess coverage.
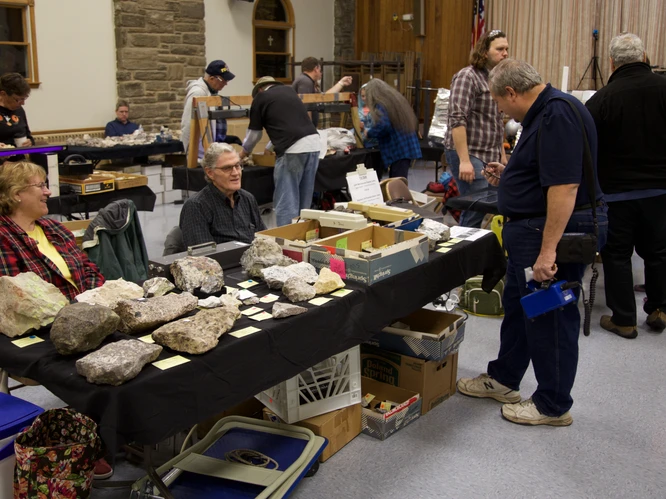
[346,166,384,205]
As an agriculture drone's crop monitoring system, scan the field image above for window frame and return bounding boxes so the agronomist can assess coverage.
[252,0,295,84]
[0,0,40,87]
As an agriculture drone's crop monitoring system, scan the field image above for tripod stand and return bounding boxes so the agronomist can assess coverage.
[577,31,605,90]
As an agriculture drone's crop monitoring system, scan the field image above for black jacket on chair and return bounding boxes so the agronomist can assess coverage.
[585,62,666,194]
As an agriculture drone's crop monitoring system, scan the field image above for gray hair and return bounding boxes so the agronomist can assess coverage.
[202,142,237,182]
[488,59,542,97]
[610,33,644,68]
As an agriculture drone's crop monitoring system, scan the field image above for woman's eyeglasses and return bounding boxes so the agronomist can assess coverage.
[26,182,49,190]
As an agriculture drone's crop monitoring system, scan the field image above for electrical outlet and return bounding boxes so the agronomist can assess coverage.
[392,13,398,21]
[402,13,414,21]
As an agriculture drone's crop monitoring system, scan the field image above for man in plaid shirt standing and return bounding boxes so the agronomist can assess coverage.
[445,30,509,227]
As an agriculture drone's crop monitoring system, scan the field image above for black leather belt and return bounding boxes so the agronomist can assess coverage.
[507,201,604,221]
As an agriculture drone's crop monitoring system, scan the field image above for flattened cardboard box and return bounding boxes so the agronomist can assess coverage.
[256,220,352,263]
[366,309,466,361]
[309,226,429,285]
[360,344,458,416]
[361,376,421,440]
[262,403,362,462]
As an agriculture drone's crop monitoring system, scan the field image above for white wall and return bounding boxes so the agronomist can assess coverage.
[24,0,117,132]
[204,0,335,96]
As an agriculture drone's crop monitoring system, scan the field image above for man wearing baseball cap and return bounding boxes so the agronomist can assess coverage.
[180,59,240,158]
[240,76,321,226]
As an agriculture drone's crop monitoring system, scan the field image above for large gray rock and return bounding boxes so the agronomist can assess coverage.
[75,279,144,309]
[314,267,346,295]
[152,307,241,354]
[76,340,162,386]
[240,238,296,278]
[288,262,319,284]
[114,293,198,334]
[170,256,224,294]
[0,272,69,338]
[282,277,316,303]
[143,277,175,298]
[272,302,308,319]
[50,303,120,355]
[260,262,319,290]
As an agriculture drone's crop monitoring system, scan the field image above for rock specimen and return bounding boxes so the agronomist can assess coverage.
[152,307,241,354]
[171,256,224,294]
[314,267,346,295]
[417,219,451,250]
[198,296,221,309]
[0,272,69,338]
[50,303,120,355]
[240,238,296,278]
[76,340,162,386]
[75,279,144,309]
[243,296,260,306]
[143,277,175,298]
[282,277,316,303]
[219,294,242,309]
[272,302,308,319]
[114,293,198,334]
[261,262,319,290]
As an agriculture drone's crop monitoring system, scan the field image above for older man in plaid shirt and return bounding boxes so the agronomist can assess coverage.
[445,29,509,227]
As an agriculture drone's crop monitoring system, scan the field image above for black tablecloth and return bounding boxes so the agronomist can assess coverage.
[47,186,156,218]
[172,149,383,205]
[0,234,505,452]
[445,188,499,215]
[58,141,184,162]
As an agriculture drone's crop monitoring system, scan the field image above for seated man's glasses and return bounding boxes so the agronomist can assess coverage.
[214,163,243,174]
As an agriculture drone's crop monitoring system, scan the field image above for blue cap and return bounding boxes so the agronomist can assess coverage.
[206,60,235,81]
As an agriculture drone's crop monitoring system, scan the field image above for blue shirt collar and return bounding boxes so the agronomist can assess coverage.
[520,83,553,130]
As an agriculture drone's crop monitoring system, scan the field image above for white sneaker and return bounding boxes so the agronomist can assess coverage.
[457,373,521,404]
[501,398,573,426]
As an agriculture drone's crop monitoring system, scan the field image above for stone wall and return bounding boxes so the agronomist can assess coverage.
[113,0,206,132]
[334,0,356,79]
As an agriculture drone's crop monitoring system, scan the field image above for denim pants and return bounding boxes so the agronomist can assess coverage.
[487,208,608,416]
[274,151,320,227]
[445,150,489,228]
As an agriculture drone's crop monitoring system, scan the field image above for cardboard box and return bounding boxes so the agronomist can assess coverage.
[309,226,429,285]
[61,219,91,248]
[360,377,421,440]
[256,219,352,262]
[262,404,362,462]
[252,153,276,167]
[366,309,466,362]
[196,398,265,439]
[59,174,115,195]
[360,345,458,416]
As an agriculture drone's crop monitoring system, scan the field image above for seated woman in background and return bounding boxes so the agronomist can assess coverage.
[362,78,421,179]
[0,161,104,300]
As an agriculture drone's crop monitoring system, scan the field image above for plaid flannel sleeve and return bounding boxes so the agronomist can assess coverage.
[448,71,476,130]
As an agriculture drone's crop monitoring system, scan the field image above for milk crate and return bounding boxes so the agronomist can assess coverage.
[256,346,362,424]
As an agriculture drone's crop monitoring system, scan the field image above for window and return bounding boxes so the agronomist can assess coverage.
[253,0,294,82]
[0,0,39,86]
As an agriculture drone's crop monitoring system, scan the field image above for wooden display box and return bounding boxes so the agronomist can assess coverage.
[61,219,91,248]
[252,153,276,167]
[95,170,148,190]
[59,174,114,195]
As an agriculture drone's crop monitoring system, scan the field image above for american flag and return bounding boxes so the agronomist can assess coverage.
[471,0,486,48]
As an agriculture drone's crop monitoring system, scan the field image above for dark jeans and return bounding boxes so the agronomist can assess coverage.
[388,158,411,179]
[488,208,608,416]
[601,194,666,326]
[445,150,489,228]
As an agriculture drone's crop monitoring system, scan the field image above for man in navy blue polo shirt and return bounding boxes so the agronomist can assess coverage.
[105,100,140,137]
[457,59,607,426]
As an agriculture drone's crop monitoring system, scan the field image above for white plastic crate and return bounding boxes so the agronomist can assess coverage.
[256,345,361,423]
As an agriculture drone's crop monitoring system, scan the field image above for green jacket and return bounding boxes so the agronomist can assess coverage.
[82,199,149,282]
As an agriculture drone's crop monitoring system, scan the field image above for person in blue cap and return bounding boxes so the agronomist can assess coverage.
[180,59,239,159]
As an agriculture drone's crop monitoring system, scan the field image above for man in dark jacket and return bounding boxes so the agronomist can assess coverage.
[586,33,666,339]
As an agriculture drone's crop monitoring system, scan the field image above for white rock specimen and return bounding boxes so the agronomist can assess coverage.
[314,267,346,295]
[152,307,241,354]
[219,294,242,309]
[198,296,221,309]
[50,303,120,355]
[272,302,308,319]
[0,272,69,338]
[287,262,319,283]
[171,256,224,294]
[143,277,175,298]
[75,279,144,309]
[243,296,260,306]
[114,293,198,334]
[261,265,297,290]
[76,340,162,386]
[240,238,296,278]
[417,219,451,250]
[282,277,316,303]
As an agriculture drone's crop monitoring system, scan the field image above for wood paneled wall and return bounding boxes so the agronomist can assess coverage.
[355,0,474,89]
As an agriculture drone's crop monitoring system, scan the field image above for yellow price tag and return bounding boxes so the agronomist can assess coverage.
[309,297,333,306]
[138,334,155,344]
[331,289,352,297]
[11,335,44,348]
[437,247,451,254]
[230,326,261,338]
[152,356,190,371]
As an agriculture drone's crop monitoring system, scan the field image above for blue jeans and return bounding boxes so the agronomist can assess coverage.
[274,151,320,226]
[445,150,489,228]
[487,208,608,416]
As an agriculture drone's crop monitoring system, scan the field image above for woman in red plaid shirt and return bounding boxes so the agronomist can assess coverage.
[0,161,104,301]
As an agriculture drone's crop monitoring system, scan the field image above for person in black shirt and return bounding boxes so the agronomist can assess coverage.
[0,73,33,149]
[179,143,266,247]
